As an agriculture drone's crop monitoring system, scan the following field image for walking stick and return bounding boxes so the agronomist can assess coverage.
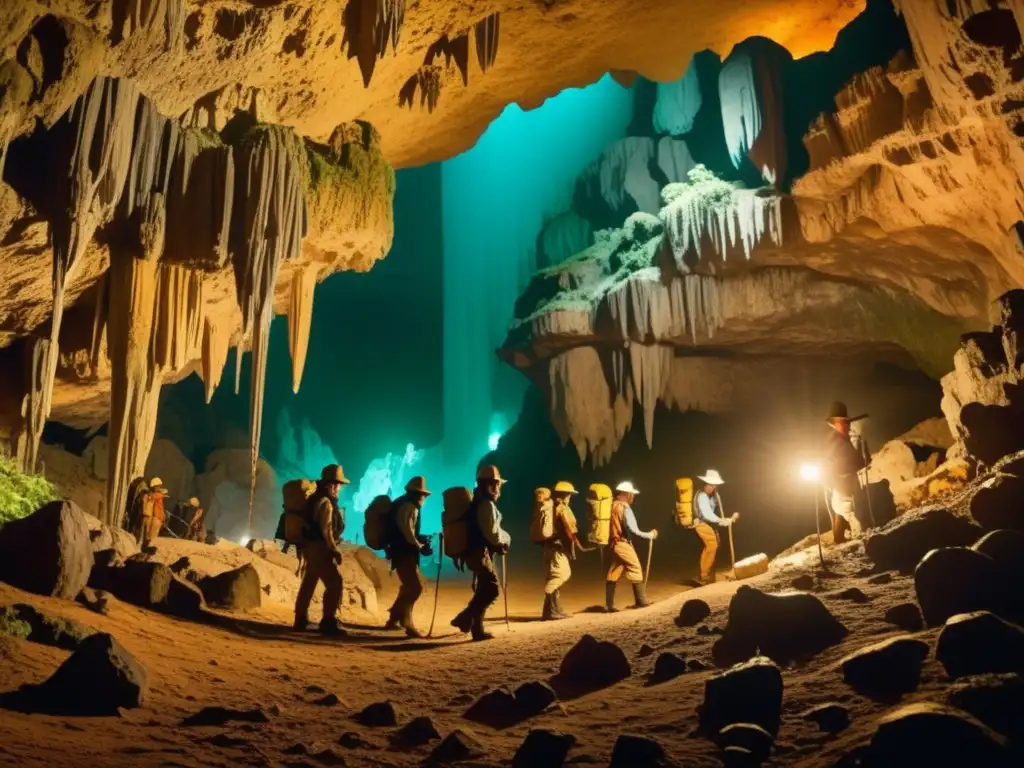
[427,533,443,638]
[501,552,511,632]
[727,523,736,572]
[860,438,877,528]
[644,537,654,587]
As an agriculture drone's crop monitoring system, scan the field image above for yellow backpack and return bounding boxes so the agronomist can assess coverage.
[277,479,317,545]
[586,483,613,546]
[529,488,553,544]
[441,486,474,561]
[673,477,695,527]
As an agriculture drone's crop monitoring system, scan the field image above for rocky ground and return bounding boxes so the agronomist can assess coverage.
[1,457,1022,767]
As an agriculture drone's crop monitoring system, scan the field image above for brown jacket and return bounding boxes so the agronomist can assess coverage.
[609,500,627,545]
[824,429,866,495]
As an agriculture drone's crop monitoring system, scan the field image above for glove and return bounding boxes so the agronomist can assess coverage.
[649,529,659,540]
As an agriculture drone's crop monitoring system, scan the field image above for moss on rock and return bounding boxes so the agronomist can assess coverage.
[0,455,57,526]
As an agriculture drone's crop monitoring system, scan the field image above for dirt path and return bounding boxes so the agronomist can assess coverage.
[0,547,952,767]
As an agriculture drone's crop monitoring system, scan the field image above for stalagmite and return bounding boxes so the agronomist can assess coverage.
[287,266,319,394]
[231,125,309,534]
[475,12,500,72]
[13,337,51,475]
[653,57,703,135]
[105,196,165,530]
[201,318,229,404]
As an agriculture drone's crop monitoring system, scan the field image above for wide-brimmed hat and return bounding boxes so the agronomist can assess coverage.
[826,401,867,423]
[476,465,507,484]
[698,469,725,486]
[553,480,578,495]
[188,497,200,507]
[321,464,351,485]
[405,476,431,496]
[615,481,640,495]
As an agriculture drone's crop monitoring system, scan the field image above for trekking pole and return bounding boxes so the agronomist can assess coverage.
[427,533,443,638]
[644,536,654,588]
[728,522,736,571]
[501,552,511,632]
[860,438,877,528]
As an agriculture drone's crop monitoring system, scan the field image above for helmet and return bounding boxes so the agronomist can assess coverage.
[149,477,164,488]
[188,497,200,507]
[321,464,351,484]
[553,480,578,495]
[476,465,507,484]
[615,481,640,495]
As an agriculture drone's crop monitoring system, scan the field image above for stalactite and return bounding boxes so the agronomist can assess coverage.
[398,66,442,113]
[89,273,108,379]
[201,317,229,404]
[150,263,205,373]
[105,196,165,530]
[474,12,500,73]
[653,57,703,135]
[348,0,407,88]
[287,266,318,393]
[719,49,761,171]
[579,138,660,215]
[0,61,32,177]
[657,137,696,184]
[628,343,672,449]
[231,125,309,534]
[425,32,470,86]
[14,337,51,475]
[112,0,184,52]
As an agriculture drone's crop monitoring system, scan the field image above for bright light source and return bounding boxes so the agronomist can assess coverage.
[800,464,821,483]
[487,432,501,451]
[237,535,250,547]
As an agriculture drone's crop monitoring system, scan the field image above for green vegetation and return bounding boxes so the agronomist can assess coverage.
[0,606,31,640]
[661,163,735,210]
[0,454,56,526]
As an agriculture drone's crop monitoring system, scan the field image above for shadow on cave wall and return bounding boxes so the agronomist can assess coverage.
[484,358,941,584]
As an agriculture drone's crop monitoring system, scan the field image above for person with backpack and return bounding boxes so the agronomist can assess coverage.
[383,476,434,638]
[536,481,581,621]
[293,464,350,636]
[605,481,657,613]
[138,478,169,549]
[449,465,511,642]
[692,470,738,585]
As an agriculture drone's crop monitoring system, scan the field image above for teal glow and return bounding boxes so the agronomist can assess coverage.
[440,74,634,466]
[487,432,501,452]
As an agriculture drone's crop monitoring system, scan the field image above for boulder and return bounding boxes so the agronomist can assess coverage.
[556,635,631,692]
[947,673,1024,744]
[84,515,139,561]
[972,530,1024,618]
[677,598,711,627]
[513,681,557,718]
[700,656,783,737]
[866,702,1014,767]
[790,574,815,590]
[198,563,262,611]
[637,643,655,658]
[716,723,774,763]
[11,632,147,715]
[915,547,1002,627]
[0,500,93,600]
[313,693,340,707]
[864,507,981,571]
[354,700,400,727]
[428,729,486,763]
[76,585,110,615]
[971,473,1024,531]
[831,587,870,603]
[884,602,924,632]
[513,729,577,768]
[867,572,893,585]
[650,652,688,684]
[2,603,95,650]
[712,586,847,667]
[609,734,666,767]
[391,716,442,748]
[961,399,1024,467]
[90,560,205,619]
[802,702,850,733]
[840,636,929,699]
[936,611,1024,679]
[463,688,519,729]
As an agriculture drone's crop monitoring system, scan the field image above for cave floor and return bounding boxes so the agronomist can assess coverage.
[0,545,948,768]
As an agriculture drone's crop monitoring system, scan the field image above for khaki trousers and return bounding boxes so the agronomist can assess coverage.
[830,490,862,543]
[388,551,424,627]
[694,522,719,582]
[543,545,571,595]
[295,541,343,625]
[606,539,644,583]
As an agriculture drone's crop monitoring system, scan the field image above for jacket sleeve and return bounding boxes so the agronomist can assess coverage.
[540,503,555,540]
[397,502,420,547]
[313,499,340,552]
[477,500,511,548]
[624,506,653,540]
[697,493,727,525]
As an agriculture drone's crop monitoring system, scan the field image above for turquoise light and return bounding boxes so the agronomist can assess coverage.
[488,432,501,452]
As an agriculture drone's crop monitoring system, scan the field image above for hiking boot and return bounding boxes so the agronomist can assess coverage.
[383,617,403,631]
[552,590,571,619]
[451,610,473,633]
[605,582,618,613]
[471,618,493,642]
[542,594,554,621]
[632,582,651,608]
[404,626,425,639]
[319,619,348,637]
[293,617,314,632]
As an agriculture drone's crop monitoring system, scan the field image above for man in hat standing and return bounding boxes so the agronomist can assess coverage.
[605,481,658,612]
[138,477,169,549]
[294,464,350,636]
[823,401,868,544]
[451,465,511,642]
[384,476,434,638]
[541,480,582,621]
[692,470,738,585]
